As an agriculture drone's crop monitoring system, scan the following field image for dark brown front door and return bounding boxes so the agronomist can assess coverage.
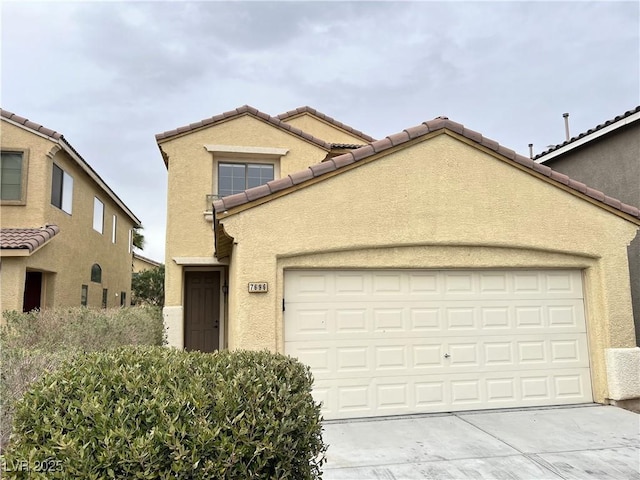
[184,271,220,352]
[23,271,42,312]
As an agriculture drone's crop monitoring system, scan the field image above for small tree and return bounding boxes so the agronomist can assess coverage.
[132,226,145,250]
[132,265,164,307]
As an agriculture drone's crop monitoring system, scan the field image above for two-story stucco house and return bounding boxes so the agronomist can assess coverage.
[534,106,640,346]
[158,105,639,420]
[0,109,141,312]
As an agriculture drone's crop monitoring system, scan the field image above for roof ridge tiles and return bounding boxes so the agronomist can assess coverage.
[155,105,332,150]
[276,106,376,142]
[213,115,640,222]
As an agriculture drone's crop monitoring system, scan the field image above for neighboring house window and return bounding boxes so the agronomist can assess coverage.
[93,197,104,233]
[102,288,108,309]
[91,264,102,283]
[51,163,73,213]
[218,162,274,197]
[81,285,88,306]
[1,150,28,203]
[112,215,117,243]
[120,291,126,307]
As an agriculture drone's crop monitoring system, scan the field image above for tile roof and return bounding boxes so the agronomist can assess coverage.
[330,143,368,149]
[0,225,60,253]
[0,110,64,140]
[155,105,331,150]
[534,106,640,160]
[1,109,141,226]
[277,106,376,142]
[213,116,640,223]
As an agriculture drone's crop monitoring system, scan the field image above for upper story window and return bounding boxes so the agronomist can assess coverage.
[93,197,104,233]
[51,163,73,214]
[111,215,117,243]
[218,162,274,197]
[1,150,28,204]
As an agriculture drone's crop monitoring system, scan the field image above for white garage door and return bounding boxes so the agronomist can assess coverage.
[284,269,592,420]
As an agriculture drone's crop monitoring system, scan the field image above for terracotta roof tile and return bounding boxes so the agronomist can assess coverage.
[534,106,640,159]
[276,106,376,142]
[155,105,331,151]
[289,169,314,185]
[0,225,60,253]
[245,184,271,201]
[332,152,356,169]
[309,159,337,177]
[213,116,640,222]
[330,143,367,149]
[1,109,63,140]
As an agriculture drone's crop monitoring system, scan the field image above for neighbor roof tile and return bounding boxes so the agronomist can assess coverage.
[0,225,60,253]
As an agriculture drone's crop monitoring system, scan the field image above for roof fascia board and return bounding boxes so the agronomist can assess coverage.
[0,249,32,257]
[536,111,640,163]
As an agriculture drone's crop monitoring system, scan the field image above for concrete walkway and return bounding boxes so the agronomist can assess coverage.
[321,405,640,479]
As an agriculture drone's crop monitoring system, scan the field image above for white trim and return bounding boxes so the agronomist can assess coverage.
[204,144,289,156]
[173,256,228,266]
[536,111,640,163]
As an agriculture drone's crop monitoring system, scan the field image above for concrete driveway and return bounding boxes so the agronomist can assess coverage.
[321,405,639,479]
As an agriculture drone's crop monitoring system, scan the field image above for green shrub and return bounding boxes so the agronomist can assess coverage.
[0,306,165,449]
[2,347,326,479]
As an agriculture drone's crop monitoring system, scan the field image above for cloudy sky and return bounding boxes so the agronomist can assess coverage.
[2,1,638,263]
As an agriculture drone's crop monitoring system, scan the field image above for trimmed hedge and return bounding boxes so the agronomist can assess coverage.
[2,347,326,479]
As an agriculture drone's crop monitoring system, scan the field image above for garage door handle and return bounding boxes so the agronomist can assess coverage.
[444,353,450,358]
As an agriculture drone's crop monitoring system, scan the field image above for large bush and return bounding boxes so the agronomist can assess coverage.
[0,306,164,449]
[2,347,326,479]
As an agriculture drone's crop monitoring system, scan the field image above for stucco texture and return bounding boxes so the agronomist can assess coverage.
[1,122,135,312]
[160,114,328,307]
[218,133,639,404]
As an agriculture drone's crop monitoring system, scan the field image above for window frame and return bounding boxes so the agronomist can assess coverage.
[51,163,74,214]
[214,157,279,197]
[1,149,29,205]
[93,197,104,234]
[102,288,108,309]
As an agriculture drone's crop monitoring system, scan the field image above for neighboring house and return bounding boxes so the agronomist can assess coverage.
[534,106,640,345]
[0,109,141,312]
[132,252,162,273]
[158,105,639,420]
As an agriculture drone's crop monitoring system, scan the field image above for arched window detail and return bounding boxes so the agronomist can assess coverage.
[91,264,102,283]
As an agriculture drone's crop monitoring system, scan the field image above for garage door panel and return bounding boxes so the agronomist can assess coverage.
[285,269,592,419]
[289,334,589,381]
[312,368,593,419]
[285,270,585,302]
[285,300,586,341]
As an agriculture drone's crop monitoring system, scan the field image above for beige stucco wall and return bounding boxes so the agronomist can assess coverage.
[282,114,370,145]
[160,114,328,308]
[132,255,160,273]
[219,133,639,404]
[1,121,135,313]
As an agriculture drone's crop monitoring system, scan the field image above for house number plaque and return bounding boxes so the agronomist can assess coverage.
[248,282,268,293]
